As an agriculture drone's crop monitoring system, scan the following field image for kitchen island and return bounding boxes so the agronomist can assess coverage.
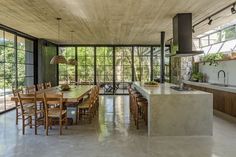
[133,82,213,136]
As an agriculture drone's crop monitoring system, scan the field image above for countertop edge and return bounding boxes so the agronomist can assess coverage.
[183,80,236,94]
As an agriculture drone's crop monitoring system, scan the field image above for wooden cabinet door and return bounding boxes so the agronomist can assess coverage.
[230,93,236,117]
[224,93,233,115]
[214,90,225,112]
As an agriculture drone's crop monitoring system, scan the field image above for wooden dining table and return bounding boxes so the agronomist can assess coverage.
[11,85,95,124]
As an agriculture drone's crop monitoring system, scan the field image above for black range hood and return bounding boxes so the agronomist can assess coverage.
[170,13,203,57]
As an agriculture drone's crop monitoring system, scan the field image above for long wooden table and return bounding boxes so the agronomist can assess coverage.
[11,85,94,124]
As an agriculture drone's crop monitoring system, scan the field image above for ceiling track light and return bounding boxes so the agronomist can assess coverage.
[231,4,236,14]
[208,17,213,25]
[192,26,195,33]
[192,2,236,30]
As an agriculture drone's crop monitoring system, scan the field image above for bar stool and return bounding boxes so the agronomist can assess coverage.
[131,92,148,129]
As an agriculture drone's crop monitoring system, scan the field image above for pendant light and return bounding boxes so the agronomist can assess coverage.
[67,30,78,65]
[50,17,67,64]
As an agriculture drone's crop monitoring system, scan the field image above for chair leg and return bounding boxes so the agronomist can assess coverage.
[16,107,18,125]
[35,114,37,135]
[22,116,25,135]
[46,117,48,136]
[59,118,62,135]
[29,116,32,128]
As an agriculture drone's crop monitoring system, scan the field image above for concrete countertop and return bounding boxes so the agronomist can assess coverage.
[183,80,236,93]
[133,82,210,95]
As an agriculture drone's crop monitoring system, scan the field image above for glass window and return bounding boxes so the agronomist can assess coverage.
[219,39,236,52]
[134,47,151,82]
[0,46,4,63]
[222,26,236,41]
[0,31,34,113]
[201,46,211,54]
[115,47,132,94]
[200,36,209,47]
[208,43,222,53]
[17,36,26,50]
[58,47,76,84]
[209,32,221,44]
[77,47,94,83]
[4,32,15,47]
[96,47,113,94]
[0,30,4,45]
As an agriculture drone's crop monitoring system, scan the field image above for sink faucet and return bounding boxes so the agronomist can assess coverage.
[217,70,226,85]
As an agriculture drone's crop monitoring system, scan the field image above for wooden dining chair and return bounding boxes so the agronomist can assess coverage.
[37,83,45,91]
[43,93,67,135]
[25,85,36,94]
[17,92,44,135]
[45,82,52,89]
[12,88,23,125]
[78,87,96,123]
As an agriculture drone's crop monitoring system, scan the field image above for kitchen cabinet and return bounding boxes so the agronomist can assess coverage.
[184,83,236,117]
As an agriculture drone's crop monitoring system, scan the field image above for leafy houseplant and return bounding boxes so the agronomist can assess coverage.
[203,52,224,66]
[191,72,204,82]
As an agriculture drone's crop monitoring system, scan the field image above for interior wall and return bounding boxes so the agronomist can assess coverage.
[199,60,236,85]
[37,39,58,86]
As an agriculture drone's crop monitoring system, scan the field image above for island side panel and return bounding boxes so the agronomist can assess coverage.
[149,94,213,136]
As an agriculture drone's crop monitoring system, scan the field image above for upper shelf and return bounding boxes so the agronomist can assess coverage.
[194,58,236,64]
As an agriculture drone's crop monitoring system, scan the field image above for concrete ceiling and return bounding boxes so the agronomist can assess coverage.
[0,0,235,44]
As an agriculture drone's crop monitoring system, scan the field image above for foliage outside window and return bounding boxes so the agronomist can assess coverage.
[134,47,151,82]
[0,30,34,113]
[222,26,236,41]
[77,47,94,83]
[58,47,75,84]
[209,32,221,44]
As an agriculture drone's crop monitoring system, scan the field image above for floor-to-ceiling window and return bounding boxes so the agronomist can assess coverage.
[58,45,170,95]
[133,47,151,82]
[58,47,76,84]
[96,47,113,94]
[77,47,94,83]
[17,36,34,88]
[115,47,132,94]
[0,29,34,113]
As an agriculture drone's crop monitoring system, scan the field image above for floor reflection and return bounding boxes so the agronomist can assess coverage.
[0,96,236,157]
[98,96,135,140]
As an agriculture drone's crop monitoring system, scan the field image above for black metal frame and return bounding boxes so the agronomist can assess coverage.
[58,45,170,95]
[199,24,236,48]
[0,25,37,114]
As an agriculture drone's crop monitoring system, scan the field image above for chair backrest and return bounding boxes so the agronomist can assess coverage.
[44,82,52,89]
[17,93,37,112]
[12,88,24,106]
[43,93,64,116]
[13,88,23,96]
[25,85,36,94]
[87,87,96,109]
[37,83,45,91]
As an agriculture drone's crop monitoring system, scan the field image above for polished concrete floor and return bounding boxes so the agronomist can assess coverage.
[1,96,236,157]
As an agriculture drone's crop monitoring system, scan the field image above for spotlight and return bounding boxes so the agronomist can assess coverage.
[208,17,213,25]
[192,26,195,33]
[231,4,236,14]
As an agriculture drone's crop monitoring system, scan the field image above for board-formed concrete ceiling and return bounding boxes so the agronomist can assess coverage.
[0,0,235,44]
